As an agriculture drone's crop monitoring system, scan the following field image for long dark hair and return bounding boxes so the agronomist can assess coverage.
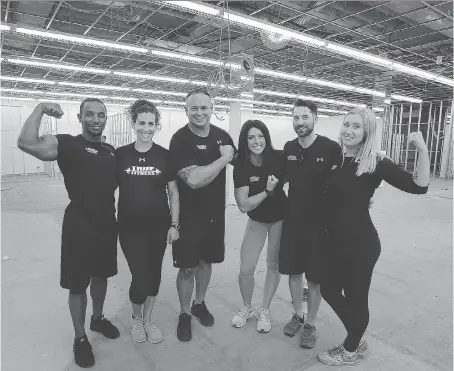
[237,120,276,164]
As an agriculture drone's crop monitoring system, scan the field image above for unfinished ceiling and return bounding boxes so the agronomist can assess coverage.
[0,1,452,115]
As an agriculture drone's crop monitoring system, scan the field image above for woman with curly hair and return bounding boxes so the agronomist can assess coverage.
[115,100,180,344]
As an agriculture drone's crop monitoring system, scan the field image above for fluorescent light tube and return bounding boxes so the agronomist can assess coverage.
[114,71,189,83]
[7,58,111,74]
[0,76,55,84]
[164,1,221,16]
[15,27,148,53]
[59,82,129,91]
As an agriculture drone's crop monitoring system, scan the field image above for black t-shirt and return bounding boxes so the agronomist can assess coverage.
[233,151,287,223]
[116,143,175,221]
[284,136,340,224]
[324,155,428,250]
[169,124,235,220]
[56,134,117,218]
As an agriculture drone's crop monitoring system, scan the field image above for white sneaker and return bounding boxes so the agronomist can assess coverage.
[256,307,271,333]
[131,316,147,343]
[144,320,163,344]
[232,306,254,328]
[318,344,359,366]
[357,336,369,357]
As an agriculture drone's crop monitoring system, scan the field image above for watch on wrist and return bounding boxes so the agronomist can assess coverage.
[265,189,274,197]
[171,223,180,230]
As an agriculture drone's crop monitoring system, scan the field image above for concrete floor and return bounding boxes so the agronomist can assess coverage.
[1,174,452,371]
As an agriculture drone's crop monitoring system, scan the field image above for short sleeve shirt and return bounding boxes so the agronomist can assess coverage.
[283,136,340,224]
[55,134,117,218]
[169,124,235,220]
[233,151,287,223]
[116,143,175,221]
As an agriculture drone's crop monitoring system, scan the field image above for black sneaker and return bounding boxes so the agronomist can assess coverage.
[73,335,94,368]
[90,315,120,339]
[191,301,214,327]
[177,313,192,342]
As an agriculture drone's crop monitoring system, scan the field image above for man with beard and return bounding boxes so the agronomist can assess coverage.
[17,99,119,368]
[279,99,341,349]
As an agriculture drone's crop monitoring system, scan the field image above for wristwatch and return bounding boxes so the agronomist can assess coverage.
[264,189,274,197]
[171,223,180,230]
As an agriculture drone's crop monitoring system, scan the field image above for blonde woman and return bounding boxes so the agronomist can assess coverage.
[318,108,429,366]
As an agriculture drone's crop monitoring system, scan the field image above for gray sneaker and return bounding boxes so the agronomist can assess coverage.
[283,313,304,337]
[356,337,369,357]
[300,323,316,348]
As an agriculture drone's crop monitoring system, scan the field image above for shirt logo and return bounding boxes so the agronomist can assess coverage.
[196,145,207,150]
[85,147,98,155]
[217,140,222,145]
[317,158,324,162]
[139,158,146,162]
[249,176,260,182]
[125,166,162,175]
[331,165,337,170]
[287,155,297,161]
[110,152,115,156]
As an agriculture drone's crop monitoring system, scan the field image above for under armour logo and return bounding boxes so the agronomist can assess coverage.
[139,158,146,162]
[217,140,222,145]
[317,158,324,162]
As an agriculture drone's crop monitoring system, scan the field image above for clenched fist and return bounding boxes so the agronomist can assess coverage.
[39,103,64,119]
[408,131,428,152]
[219,144,234,162]
[266,175,279,192]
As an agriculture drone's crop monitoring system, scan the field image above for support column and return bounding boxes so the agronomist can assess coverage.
[226,54,255,205]
[372,75,392,153]
[227,102,254,205]
[439,100,453,179]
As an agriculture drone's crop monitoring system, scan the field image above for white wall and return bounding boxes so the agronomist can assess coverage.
[1,99,126,176]
[1,98,383,175]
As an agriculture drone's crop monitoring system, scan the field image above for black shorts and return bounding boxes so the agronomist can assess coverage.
[60,207,118,291]
[278,219,325,284]
[172,216,225,269]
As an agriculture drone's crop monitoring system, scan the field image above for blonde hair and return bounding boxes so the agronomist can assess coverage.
[340,107,380,176]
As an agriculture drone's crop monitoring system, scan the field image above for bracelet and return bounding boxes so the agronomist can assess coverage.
[171,223,180,230]
[264,189,274,197]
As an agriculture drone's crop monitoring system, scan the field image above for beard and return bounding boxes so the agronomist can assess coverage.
[295,125,314,137]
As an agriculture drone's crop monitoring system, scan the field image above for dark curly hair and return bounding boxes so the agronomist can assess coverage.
[237,120,276,164]
[128,99,161,126]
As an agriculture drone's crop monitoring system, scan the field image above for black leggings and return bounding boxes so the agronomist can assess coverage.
[320,245,380,352]
[119,220,168,305]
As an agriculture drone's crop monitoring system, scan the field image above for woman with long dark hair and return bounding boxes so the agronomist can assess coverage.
[318,108,429,366]
[231,120,287,333]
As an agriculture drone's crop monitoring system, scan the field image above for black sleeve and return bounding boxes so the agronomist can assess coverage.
[165,152,177,183]
[377,157,428,194]
[270,150,285,182]
[281,144,289,182]
[226,132,238,167]
[169,133,198,173]
[55,134,72,170]
[233,163,249,188]
[329,142,342,169]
